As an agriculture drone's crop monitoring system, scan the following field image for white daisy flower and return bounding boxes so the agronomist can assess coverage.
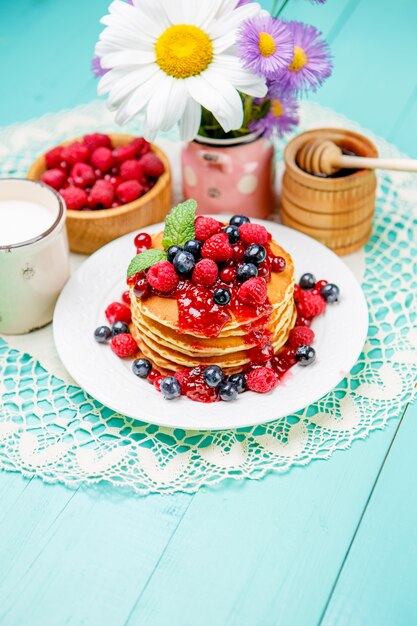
[95,0,268,141]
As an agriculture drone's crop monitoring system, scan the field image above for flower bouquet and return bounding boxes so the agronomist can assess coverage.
[93,0,332,215]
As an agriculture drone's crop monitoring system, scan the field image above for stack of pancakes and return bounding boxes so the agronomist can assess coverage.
[130,233,296,375]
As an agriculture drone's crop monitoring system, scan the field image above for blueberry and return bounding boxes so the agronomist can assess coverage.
[299,273,316,290]
[224,225,240,243]
[227,373,246,394]
[132,358,152,378]
[167,244,183,263]
[218,382,238,402]
[160,376,182,400]
[94,325,111,343]
[213,287,231,306]
[295,345,316,366]
[112,321,130,336]
[203,365,224,388]
[321,283,340,303]
[184,239,202,259]
[244,244,266,265]
[173,250,195,275]
[230,215,250,227]
[236,263,258,282]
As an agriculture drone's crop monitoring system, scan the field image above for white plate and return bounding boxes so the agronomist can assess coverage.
[53,219,368,431]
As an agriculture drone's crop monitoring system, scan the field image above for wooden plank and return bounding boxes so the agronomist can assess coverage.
[0,475,192,626]
[123,423,400,626]
[320,398,417,626]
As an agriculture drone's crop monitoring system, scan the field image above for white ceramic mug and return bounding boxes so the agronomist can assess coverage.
[0,178,70,334]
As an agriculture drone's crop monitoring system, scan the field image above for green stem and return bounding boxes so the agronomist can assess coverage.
[275,0,290,18]
[271,0,280,15]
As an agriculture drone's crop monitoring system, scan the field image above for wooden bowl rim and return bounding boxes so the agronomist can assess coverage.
[284,128,379,190]
[27,133,171,221]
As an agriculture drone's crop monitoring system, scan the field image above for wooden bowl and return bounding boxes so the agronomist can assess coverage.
[281,128,378,255]
[27,134,172,254]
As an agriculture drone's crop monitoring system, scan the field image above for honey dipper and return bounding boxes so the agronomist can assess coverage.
[296,139,417,176]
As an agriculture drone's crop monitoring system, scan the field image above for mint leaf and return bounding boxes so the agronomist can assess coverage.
[162,199,196,249]
[127,249,167,277]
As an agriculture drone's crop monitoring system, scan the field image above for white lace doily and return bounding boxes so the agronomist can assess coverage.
[0,101,416,494]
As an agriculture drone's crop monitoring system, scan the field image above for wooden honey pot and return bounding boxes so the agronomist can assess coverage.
[281,128,378,255]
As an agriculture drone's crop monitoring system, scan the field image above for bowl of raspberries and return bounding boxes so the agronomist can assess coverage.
[27,133,172,254]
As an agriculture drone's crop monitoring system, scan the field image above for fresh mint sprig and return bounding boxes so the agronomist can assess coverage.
[162,199,196,250]
[126,248,167,277]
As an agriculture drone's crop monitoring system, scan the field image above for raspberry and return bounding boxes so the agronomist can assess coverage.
[70,162,95,188]
[60,186,87,210]
[297,291,326,319]
[83,133,111,152]
[113,144,137,163]
[90,147,114,173]
[88,180,115,209]
[110,333,137,358]
[120,159,145,182]
[192,259,219,287]
[237,277,267,306]
[288,326,315,349]
[45,146,64,169]
[140,152,164,177]
[147,261,179,293]
[194,216,222,241]
[41,168,66,190]
[104,174,122,189]
[62,142,89,166]
[201,233,232,262]
[131,137,150,156]
[239,223,269,245]
[105,301,132,325]
[174,369,189,389]
[247,367,279,393]
[116,180,143,204]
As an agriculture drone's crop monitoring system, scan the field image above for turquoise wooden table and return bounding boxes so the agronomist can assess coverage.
[1,1,417,624]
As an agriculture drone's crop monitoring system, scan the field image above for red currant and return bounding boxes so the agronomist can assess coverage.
[279,347,296,367]
[134,232,152,249]
[133,277,150,299]
[257,263,270,280]
[148,369,161,383]
[136,246,148,255]
[232,243,245,260]
[121,290,130,305]
[271,256,286,272]
[220,267,236,283]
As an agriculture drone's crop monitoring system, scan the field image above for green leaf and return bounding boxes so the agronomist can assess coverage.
[162,199,197,249]
[126,248,167,277]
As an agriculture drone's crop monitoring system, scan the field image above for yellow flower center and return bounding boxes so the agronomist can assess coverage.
[289,46,308,72]
[155,24,213,79]
[258,32,276,57]
[271,99,283,117]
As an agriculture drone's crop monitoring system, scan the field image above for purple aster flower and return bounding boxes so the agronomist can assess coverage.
[250,84,299,138]
[92,55,108,78]
[237,0,252,5]
[279,21,332,94]
[309,0,327,3]
[238,15,294,78]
